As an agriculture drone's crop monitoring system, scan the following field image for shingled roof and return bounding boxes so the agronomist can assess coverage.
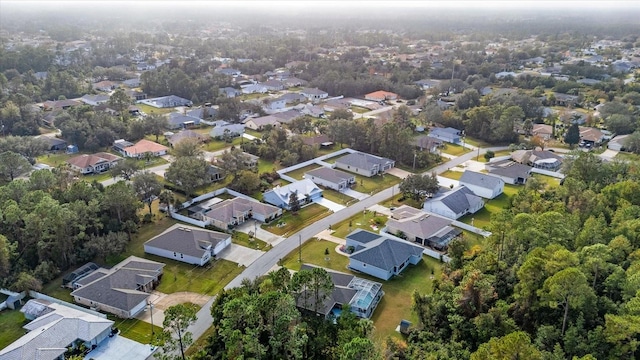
[144,224,230,258]
[346,229,424,272]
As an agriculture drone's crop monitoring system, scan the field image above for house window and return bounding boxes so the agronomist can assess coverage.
[180,254,183,258]
[173,252,176,257]
[363,264,366,267]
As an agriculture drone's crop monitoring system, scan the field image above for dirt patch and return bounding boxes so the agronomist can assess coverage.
[153,292,212,310]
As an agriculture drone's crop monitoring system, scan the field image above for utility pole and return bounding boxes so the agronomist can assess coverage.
[298,234,302,262]
[148,301,155,335]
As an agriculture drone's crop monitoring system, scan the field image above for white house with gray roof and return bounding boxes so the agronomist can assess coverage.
[300,88,329,102]
[201,197,282,229]
[458,170,505,199]
[262,179,323,210]
[304,167,355,191]
[70,256,164,318]
[335,151,395,177]
[144,224,231,266]
[385,205,462,250]
[423,185,484,220]
[346,229,424,281]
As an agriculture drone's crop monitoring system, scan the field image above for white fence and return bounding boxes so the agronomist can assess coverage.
[171,213,207,227]
[380,228,451,263]
[452,221,492,237]
[276,148,356,180]
[530,168,565,179]
[29,291,107,318]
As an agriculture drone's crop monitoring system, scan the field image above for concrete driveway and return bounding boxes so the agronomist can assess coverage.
[343,189,369,200]
[235,220,285,246]
[599,149,618,161]
[314,197,345,212]
[217,244,264,267]
[386,167,412,179]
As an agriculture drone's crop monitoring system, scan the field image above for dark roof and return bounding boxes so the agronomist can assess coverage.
[144,225,230,258]
[305,167,354,184]
[459,170,504,190]
[429,186,483,215]
[346,230,382,244]
[348,230,424,272]
[487,160,532,179]
[386,205,455,240]
[336,152,394,169]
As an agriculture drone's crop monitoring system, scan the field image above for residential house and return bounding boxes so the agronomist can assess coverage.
[300,88,329,102]
[272,110,302,124]
[62,262,100,288]
[167,113,201,129]
[414,79,441,90]
[41,99,81,111]
[335,151,395,177]
[92,80,118,92]
[80,94,110,106]
[302,134,333,148]
[219,87,242,98]
[262,179,323,210]
[299,103,325,118]
[304,167,356,191]
[125,89,147,101]
[423,185,484,220]
[265,98,287,111]
[579,126,605,146]
[138,95,192,108]
[243,115,281,130]
[70,256,164,318]
[485,159,532,184]
[123,78,141,87]
[213,151,259,169]
[242,84,268,94]
[608,134,630,151]
[144,224,231,266]
[216,68,241,77]
[0,299,114,360]
[429,127,462,144]
[210,123,245,139]
[283,77,308,88]
[262,79,285,91]
[296,264,384,319]
[202,197,282,229]
[532,124,554,140]
[187,107,217,120]
[206,165,225,183]
[458,170,505,199]
[345,229,424,281]
[45,137,67,151]
[553,93,579,107]
[117,139,169,158]
[323,98,352,112]
[385,205,461,250]
[511,150,563,171]
[66,152,122,175]
[167,130,207,147]
[364,90,398,102]
[275,92,307,105]
[412,135,443,153]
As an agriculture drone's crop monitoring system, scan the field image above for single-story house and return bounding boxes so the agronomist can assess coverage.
[70,256,164,318]
[262,79,285,91]
[300,88,329,102]
[219,87,242,98]
[92,80,118,92]
[272,110,302,124]
[144,224,231,266]
[346,229,424,281]
[243,115,281,130]
[0,299,114,360]
[414,79,441,90]
[429,127,462,144]
[216,68,241,77]
[579,126,605,145]
[210,123,245,139]
[167,130,208,147]
[62,262,100,288]
[66,152,122,174]
[302,134,333,148]
[214,151,259,169]
[283,77,308,88]
[80,94,110,106]
[138,95,193,108]
[187,107,217,120]
[386,205,461,250]
[275,92,307,104]
[242,84,268,94]
[485,159,532,184]
[423,185,484,220]
[413,135,443,153]
[167,113,201,129]
[117,139,169,158]
[298,103,325,118]
[45,137,68,151]
[364,90,398,102]
[297,264,384,319]
[125,89,147,101]
[304,167,356,191]
[511,150,563,172]
[458,170,505,199]
[123,78,141,87]
[41,99,81,111]
[553,93,579,107]
[262,179,323,210]
[265,98,287,111]
[202,197,282,229]
[532,124,554,140]
[608,134,630,151]
[335,151,395,177]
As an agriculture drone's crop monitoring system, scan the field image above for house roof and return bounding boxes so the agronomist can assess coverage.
[167,130,207,147]
[145,224,230,258]
[511,150,562,165]
[301,134,331,146]
[168,113,200,128]
[387,205,459,242]
[244,115,281,127]
[336,151,394,170]
[66,152,121,169]
[44,137,67,147]
[579,126,604,142]
[533,123,553,135]
[459,170,504,190]
[487,160,532,180]
[430,127,461,138]
[412,135,443,149]
[275,93,307,103]
[364,90,398,101]
[0,300,113,360]
[301,87,328,96]
[123,139,169,155]
[263,179,322,204]
[305,167,354,184]
[272,110,302,123]
[428,186,484,215]
[347,230,424,272]
[210,124,245,137]
[204,197,279,225]
[70,256,164,314]
[81,94,110,104]
[262,79,284,88]
[187,107,217,119]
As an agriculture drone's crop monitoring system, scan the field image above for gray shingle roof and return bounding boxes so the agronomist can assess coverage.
[347,230,424,272]
[336,152,394,170]
[430,186,484,215]
[459,170,504,190]
[487,160,532,179]
[305,167,354,184]
[386,205,455,240]
[145,225,229,258]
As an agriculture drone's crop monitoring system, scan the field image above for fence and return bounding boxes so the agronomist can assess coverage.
[380,228,451,263]
[452,221,492,237]
[29,291,107,318]
[530,168,565,179]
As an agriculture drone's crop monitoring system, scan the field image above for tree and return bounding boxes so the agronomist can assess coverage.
[85,232,128,262]
[145,114,168,142]
[230,170,261,194]
[0,235,15,277]
[108,88,132,117]
[484,150,495,161]
[12,271,42,292]
[164,156,208,198]
[399,173,439,201]
[155,303,198,360]
[158,189,175,214]
[624,131,640,154]
[329,108,354,121]
[339,337,378,360]
[0,151,32,181]
[564,123,581,148]
[538,267,595,336]
[172,138,203,158]
[289,190,301,214]
[523,119,534,136]
[471,331,542,360]
[605,114,636,135]
[110,158,140,181]
[133,172,163,215]
[218,147,252,178]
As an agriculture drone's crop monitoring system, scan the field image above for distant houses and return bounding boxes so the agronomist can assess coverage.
[144,224,231,266]
[510,150,563,172]
[66,152,121,175]
[335,152,395,177]
[167,113,201,130]
[262,179,323,210]
[428,127,462,144]
[138,95,192,108]
[114,139,169,158]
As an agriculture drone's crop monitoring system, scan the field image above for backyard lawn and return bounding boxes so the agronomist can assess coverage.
[439,170,464,180]
[0,310,28,350]
[262,204,331,236]
[350,106,370,114]
[107,315,162,345]
[37,152,74,167]
[258,158,280,174]
[203,137,243,152]
[459,184,521,230]
[478,149,511,163]
[283,164,322,180]
[616,152,640,162]
[280,239,443,341]
[330,209,389,239]
[441,143,471,156]
[155,258,244,295]
[136,103,175,115]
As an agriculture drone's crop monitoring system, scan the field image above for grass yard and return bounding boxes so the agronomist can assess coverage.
[331,210,389,239]
[37,152,74,167]
[283,164,322,180]
[459,184,520,230]
[258,158,280,174]
[380,194,423,210]
[616,152,640,162]
[136,103,175,115]
[321,188,356,206]
[156,259,244,295]
[232,231,269,250]
[203,137,242,152]
[463,137,494,148]
[245,129,263,138]
[478,150,511,163]
[0,310,28,350]
[262,204,331,236]
[532,173,561,188]
[439,170,463,180]
[108,315,162,344]
[350,173,401,195]
[350,106,370,114]
[186,325,216,357]
[441,143,471,156]
[280,239,443,341]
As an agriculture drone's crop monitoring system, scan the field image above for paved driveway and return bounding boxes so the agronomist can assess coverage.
[87,334,156,359]
[235,220,285,246]
[343,189,369,200]
[386,167,412,179]
[314,197,345,212]
[217,244,264,267]
[599,149,618,161]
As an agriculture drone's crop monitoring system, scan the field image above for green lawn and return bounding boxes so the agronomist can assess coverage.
[280,240,443,341]
[350,173,401,195]
[262,204,331,236]
[108,315,162,344]
[441,143,471,156]
[203,137,242,152]
[331,210,389,239]
[136,103,175,115]
[156,259,244,295]
[245,129,263,138]
[321,188,356,206]
[37,152,74,167]
[439,170,463,180]
[232,231,269,251]
[284,164,322,180]
[616,152,640,162]
[0,310,28,350]
[463,137,494,148]
[350,106,370,114]
[239,93,269,101]
[459,184,520,230]
[258,159,279,174]
[478,150,511,163]
[532,173,561,188]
